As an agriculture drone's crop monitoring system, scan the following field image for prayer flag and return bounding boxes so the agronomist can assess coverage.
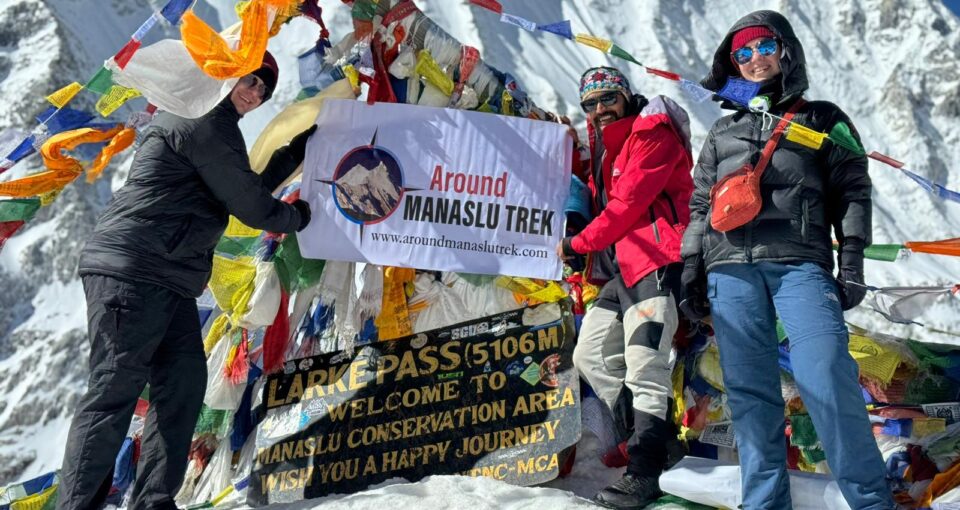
[575,34,613,53]
[905,238,960,257]
[537,20,573,40]
[867,151,904,168]
[160,0,193,25]
[46,82,83,109]
[609,44,642,65]
[716,77,760,106]
[95,84,142,117]
[469,0,503,14]
[680,79,713,103]
[0,220,25,251]
[785,123,827,150]
[500,13,537,32]
[415,50,454,96]
[899,168,960,204]
[36,107,97,134]
[0,198,41,223]
[85,67,115,95]
[113,39,142,70]
[351,0,377,21]
[828,121,864,155]
[132,12,160,42]
[646,66,681,81]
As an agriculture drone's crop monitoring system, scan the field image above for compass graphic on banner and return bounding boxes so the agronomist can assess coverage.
[317,129,420,242]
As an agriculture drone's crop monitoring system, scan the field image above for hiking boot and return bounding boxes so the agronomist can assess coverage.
[593,473,662,510]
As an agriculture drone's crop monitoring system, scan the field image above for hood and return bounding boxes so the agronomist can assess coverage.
[700,10,809,107]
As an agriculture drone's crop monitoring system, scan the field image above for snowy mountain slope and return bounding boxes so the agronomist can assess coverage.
[0,0,957,495]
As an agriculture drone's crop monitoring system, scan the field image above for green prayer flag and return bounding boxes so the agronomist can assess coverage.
[789,414,820,448]
[832,243,902,262]
[800,446,827,465]
[776,318,788,343]
[864,244,904,262]
[215,236,260,258]
[85,67,114,95]
[273,234,325,293]
[194,404,232,436]
[0,198,41,222]
[609,44,642,66]
[351,0,377,20]
[828,122,865,155]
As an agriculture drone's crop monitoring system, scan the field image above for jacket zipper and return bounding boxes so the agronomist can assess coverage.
[649,207,661,243]
[745,113,763,263]
[801,198,809,243]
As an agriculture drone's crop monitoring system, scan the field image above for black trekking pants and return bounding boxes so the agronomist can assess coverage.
[57,275,206,510]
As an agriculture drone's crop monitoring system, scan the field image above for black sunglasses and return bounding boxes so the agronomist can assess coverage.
[580,91,621,113]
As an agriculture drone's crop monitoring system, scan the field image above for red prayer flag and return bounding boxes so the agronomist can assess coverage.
[0,220,25,252]
[645,66,682,81]
[469,0,503,14]
[113,39,142,70]
[868,151,905,169]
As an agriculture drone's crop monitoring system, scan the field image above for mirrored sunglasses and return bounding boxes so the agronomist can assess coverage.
[732,38,779,65]
[580,92,620,113]
[240,74,267,98]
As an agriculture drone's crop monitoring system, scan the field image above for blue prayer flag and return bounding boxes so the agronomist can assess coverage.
[717,77,760,106]
[537,20,573,40]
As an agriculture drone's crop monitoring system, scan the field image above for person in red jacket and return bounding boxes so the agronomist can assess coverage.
[557,66,694,509]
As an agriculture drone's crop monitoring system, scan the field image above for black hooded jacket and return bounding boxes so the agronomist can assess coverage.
[680,10,871,273]
[78,97,303,297]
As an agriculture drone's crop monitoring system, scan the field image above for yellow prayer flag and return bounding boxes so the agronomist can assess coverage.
[415,49,454,97]
[95,85,142,117]
[39,188,62,206]
[46,82,83,109]
[225,216,262,237]
[10,485,57,510]
[501,89,514,116]
[575,33,613,53]
[785,122,827,150]
[343,64,360,91]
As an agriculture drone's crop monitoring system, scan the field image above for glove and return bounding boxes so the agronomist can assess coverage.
[286,125,318,163]
[560,237,580,258]
[292,199,311,232]
[678,254,710,321]
[837,240,866,311]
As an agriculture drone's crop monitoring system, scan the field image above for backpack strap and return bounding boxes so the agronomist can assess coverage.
[754,98,806,178]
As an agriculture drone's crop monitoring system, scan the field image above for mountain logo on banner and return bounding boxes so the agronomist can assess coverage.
[320,129,414,231]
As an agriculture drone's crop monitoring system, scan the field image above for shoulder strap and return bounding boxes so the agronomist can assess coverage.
[754,98,805,177]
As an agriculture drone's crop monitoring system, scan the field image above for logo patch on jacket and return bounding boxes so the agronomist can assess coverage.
[612,167,622,177]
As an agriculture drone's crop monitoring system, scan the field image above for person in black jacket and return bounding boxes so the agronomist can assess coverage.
[58,52,315,510]
[678,11,894,510]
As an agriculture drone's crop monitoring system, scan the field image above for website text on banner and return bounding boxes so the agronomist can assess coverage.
[299,99,572,280]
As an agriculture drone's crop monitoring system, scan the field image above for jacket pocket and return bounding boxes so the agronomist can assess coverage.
[649,207,661,243]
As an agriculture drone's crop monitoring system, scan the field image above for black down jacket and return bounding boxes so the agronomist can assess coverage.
[680,10,872,272]
[79,97,303,297]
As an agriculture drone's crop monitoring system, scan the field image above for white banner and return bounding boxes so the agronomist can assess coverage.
[299,100,571,280]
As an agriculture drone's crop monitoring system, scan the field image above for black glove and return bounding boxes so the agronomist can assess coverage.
[292,199,311,232]
[678,254,710,321]
[560,237,580,258]
[286,125,317,163]
[837,240,867,311]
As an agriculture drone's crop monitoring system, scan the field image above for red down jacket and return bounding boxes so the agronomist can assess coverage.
[570,95,695,287]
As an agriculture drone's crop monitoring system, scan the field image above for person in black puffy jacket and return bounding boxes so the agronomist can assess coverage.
[58,52,315,510]
[678,11,894,510]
